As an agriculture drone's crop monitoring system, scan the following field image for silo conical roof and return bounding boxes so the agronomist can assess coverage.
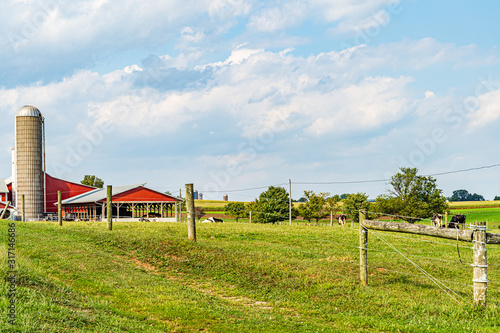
[16,105,42,117]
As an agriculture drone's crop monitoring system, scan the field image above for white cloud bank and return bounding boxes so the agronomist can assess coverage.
[0,38,492,142]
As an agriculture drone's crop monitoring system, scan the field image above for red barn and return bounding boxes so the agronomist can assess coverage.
[0,179,8,203]
[44,174,96,213]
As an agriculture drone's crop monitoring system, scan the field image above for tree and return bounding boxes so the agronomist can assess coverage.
[469,193,485,201]
[252,186,292,224]
[297,191,329,225]
[224,202,248,222]
[244,201,258,222]
[342,193,370,223]
[375,167,448,223]
[325,196,339,226]
[194,207,205,222]
[449,189,485,201]
[81,175,104,188]
[297,203,313,223]
[495,196,500,201]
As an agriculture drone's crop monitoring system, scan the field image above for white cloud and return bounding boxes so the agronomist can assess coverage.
[0,0,243,86]
[469,88,500,127]
[247,1,308,32]
[329,9,391,36]
[1,39,483,142]
[303,76,413,136]
[208,0,252,19]
[312,0,400,21]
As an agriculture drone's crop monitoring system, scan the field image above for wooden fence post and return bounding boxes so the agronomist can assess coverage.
[58,191,62,226]
[289,179,292,226]
[473,221,488,308]
[179,189,182,222]
[21,195,25,222]
[0,201,10,220]
[445,211,448,228]
[107,185,112,230]
[186,184,196,242]
[359,211,368,286]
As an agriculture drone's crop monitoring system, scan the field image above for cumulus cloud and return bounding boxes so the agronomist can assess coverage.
[1,39,488,143]
[0,0,244,86]
[247,1,308,32]
[67,46,418,140]
[303,76,413,136]
[310,0,401,23]
[469,88,500,127]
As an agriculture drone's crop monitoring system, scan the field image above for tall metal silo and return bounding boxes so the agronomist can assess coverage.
[15,105,45,220]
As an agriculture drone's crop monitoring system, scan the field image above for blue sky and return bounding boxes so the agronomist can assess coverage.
[1,0,500,201]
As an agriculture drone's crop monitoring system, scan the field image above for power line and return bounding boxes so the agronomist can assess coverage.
[294,163,500,185]
[201,183,288,193]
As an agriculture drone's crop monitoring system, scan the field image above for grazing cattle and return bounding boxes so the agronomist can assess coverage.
[431,214,443,227]
[337,214,347,226]
[202,216,224,223]
[143,213,161,218]
[448,214,466,229]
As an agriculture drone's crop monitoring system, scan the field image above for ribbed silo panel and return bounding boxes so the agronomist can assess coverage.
[16,116,44,220]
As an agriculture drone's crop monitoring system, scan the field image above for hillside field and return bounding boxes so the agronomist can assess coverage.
[2,217,500,332]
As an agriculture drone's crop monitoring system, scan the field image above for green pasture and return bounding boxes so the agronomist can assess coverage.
[1,216,500,332]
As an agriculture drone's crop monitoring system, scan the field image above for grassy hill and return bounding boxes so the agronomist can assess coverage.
[1,219,500,332]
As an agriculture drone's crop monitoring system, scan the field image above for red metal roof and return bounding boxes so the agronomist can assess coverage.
[0,202,14,209]
[97,186,180,203]
[45,174,96,213]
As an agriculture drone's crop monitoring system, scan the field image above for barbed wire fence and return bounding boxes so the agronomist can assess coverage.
[190,203,499,307]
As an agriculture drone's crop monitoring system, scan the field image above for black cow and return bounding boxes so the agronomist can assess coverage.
[337,214,347,226]
[448,214,466,229]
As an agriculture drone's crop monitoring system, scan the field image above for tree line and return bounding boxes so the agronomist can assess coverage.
[224,167,452,224]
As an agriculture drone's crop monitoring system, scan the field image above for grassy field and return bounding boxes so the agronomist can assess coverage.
[194,200,313,211]
[2,218,500,332]
[449,201,500,209]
